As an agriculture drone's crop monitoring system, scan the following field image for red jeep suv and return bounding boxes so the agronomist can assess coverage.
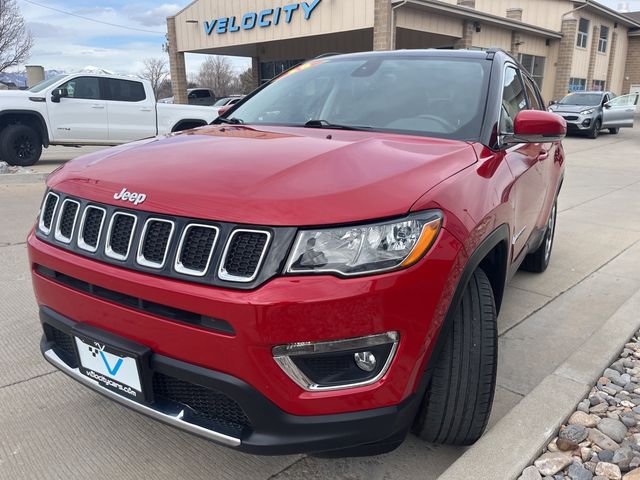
[29,49,565,456]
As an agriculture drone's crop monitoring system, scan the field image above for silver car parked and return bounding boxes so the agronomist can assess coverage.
[548,91,638,139]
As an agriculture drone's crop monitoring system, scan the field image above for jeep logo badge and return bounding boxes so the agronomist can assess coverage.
[114,188,147,206]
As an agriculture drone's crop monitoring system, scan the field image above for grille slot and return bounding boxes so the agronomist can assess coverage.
[39,192,59,234]
[137,219,174,268]
[219,230,271,282]
[106,213,137,260]
[152,373,250,436]
[54,199,80,243]
[78,206,106,252]
[175,225,219,276]
[50,326,75,357]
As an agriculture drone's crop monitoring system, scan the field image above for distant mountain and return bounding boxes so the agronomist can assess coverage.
[0,69,66,87]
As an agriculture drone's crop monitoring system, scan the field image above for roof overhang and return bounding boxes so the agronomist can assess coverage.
[392,0,562,39]
[571,1,640,29]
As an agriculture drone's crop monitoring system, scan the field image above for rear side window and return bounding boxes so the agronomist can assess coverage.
[523,77,543,110]
[195,89,212,98]
[105,79,146,102]
[500,67,527,133]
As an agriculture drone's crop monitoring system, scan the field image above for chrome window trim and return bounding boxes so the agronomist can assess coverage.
[174,224,219,277]
[38,191,60,235]
[218,229,272,283]
[105,212,138,261]
[272,332,399,392]
[136,218,175,269]
[77,206,107,253]
[53,198,81,244]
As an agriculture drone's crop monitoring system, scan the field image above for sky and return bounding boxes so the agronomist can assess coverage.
[16,0,251,76]
[13,0,640,76]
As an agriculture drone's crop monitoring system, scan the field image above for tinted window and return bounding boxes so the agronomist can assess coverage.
[229,56,491,141]
[523,77,543,110]
[500,67,527,133]
[106,79,146,102]
[194,89,212,98]
[59,77,101,100]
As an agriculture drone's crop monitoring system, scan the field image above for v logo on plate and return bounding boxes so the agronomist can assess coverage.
[99,351,124,376]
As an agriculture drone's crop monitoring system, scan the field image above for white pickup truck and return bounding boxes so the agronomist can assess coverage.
[0,73,218,166]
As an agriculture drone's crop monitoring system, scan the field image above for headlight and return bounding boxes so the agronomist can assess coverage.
[580,108,595,115]
[284,212,442,276]
[548,107,556,112]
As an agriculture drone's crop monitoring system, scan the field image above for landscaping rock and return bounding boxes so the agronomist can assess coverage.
[599,419,629,444]
[535,452,574,476]
[559,425,589,451]
[0,162,8,174]
[568,463,594,480]
[623,467,640,479]
[571,411,601,428]
[595,462,621,479]
[614,447,635,471]
[591,429,622,451]
[519,465,543,480]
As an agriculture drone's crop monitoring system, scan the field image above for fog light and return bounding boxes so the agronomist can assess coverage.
[354,351,377,372]
[272,332,399,391]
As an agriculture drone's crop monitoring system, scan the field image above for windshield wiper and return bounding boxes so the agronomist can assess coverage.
[304,119,372,131]
[217,117,244,125]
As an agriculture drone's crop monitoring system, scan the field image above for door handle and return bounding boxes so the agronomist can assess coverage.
[139,107,152,112]
[91,104,105,109]
[537,150,549,161]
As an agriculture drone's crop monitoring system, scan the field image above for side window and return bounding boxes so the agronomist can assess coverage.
[105,79,146,102]
[59,77,101,100]
[523,77,543,110]
[196,89,212,98]
[500,67,527,134]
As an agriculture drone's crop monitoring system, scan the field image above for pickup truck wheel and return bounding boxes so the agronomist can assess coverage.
[588,119,601,139]
[520,201,557,273]
[609,127,620,134]
[413,267,497,446]
[0,125,43,166]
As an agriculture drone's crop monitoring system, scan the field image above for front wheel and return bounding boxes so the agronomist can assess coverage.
[609,127,620,135]
[0,124,43,166]
[588,118,601,139]
[413,268,497,446]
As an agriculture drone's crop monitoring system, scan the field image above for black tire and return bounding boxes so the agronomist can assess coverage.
[588,118,601,139]
[521,201,557,273]
[609,127,620,134]
[413,268,497,446]
[0,124,42,166]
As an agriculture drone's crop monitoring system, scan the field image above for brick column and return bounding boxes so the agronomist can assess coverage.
[554,17,578,100]
[506,8,523,21]
[623,36,640,94]
[167,16,188,105]
[454,21,474,49]
[510,31,522,56]
[373,0,392,51]
[586,25,600,89]
[606,31,618,91]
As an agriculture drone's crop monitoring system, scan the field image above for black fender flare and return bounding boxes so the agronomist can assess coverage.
[0,109,50,147]
[171,119,208,133]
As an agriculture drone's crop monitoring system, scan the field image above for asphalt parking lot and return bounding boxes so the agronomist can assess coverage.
[1,128,640,480]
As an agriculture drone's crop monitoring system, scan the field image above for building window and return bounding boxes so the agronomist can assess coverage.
[569,78,587,92]
[598,26,609,53]
[518,54,546,90]
[577,18,589,48]
[259,59,304,83]
[592,80,606,91]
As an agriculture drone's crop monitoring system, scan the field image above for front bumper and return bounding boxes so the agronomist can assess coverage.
[555,112,596,131]
[40,307,421,455]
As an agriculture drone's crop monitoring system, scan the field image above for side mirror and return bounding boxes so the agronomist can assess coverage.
[548,100,557,106]
[51,88,68,103]
[504,110,567,144]
[218,105,233,117]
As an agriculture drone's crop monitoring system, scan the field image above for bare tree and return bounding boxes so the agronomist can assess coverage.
[197,56,235,98]
[237,68,257,94]
[140,57,169,99]
[0,0,33,73]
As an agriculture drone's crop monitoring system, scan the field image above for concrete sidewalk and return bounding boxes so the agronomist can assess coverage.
[0,129,639,479]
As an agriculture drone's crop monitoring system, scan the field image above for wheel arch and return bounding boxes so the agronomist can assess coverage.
[171,119,208,133]
[0,110,50,147]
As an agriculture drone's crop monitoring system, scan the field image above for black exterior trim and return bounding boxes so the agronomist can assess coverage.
[39,307,419,455]
[171,119,208,133]
[0,109,50,147]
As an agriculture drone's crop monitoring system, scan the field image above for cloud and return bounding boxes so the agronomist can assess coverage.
[129,4,182,27]
[26,21,76,38]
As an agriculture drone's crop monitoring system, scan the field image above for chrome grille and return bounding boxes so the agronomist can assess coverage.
[54,199,80,243]
[36,191,286,289]
[78,206,105,252]
[137,219,174,268]
[175,225,218,276]
[106,213,137,260]
[39,192,59,234]
[219,230,271,282]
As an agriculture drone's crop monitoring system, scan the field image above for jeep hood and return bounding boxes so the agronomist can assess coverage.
[48,125,477,226]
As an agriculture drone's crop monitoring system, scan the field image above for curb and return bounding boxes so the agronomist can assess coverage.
[0,173,48,185]
[438,289,640,480]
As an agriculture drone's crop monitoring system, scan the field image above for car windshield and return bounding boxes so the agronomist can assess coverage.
[558,93,603,106]
[28,74,67,93]
[213,98,231,107]
[226,55,490,140]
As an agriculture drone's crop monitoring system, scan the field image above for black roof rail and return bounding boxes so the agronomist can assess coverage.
[315,52,342,59]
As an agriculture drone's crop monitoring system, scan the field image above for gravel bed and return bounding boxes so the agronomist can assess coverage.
[0,161,35,175]
[519,330,640,480]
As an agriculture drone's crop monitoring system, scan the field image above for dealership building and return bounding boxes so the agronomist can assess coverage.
[166,0,640,104]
